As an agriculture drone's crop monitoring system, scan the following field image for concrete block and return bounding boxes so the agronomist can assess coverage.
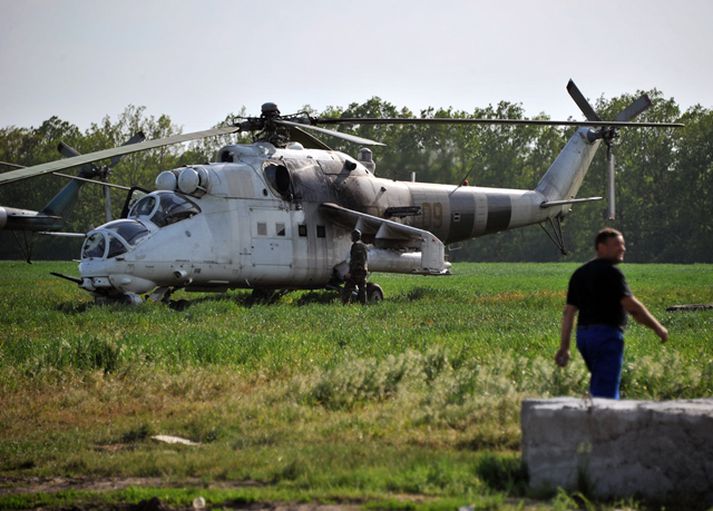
[521,397,713,505]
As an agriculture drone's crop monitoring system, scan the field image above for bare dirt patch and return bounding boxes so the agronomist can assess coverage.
[0,475,264,495]
[0,477,370,510]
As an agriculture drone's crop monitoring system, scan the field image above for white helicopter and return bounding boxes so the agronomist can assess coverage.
[0,81,682,304]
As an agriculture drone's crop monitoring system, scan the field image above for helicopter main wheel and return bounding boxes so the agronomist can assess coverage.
[94,293,143,306]
[248,288,288,305]
[341,282,384,304]
[366,283,384,304]
[169,299,190,311]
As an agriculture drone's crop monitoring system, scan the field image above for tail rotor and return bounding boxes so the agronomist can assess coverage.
[57,132,146,222]
[567,80,652,220]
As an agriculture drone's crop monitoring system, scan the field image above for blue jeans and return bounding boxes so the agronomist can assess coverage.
[576,325,624,399]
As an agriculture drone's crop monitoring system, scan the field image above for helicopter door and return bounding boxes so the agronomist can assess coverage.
[250,207,293,267]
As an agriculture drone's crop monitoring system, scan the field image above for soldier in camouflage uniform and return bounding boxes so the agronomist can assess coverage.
[342,229,368,304]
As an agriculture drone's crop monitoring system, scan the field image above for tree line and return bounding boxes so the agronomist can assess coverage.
[1,93,711,262]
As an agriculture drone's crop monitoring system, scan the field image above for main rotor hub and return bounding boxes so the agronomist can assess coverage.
[261,102,280,118]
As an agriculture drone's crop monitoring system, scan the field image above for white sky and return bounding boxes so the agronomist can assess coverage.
[2,0,712,134]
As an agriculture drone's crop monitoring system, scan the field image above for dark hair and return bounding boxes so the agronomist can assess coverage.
[595,227,622,248]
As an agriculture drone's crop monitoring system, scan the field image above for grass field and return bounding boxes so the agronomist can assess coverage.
[1,261,712,510]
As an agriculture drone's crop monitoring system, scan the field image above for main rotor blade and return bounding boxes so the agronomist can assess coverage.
[0,161,25,170]
[0,126,239,186]
[51,172,131,190]
[566,79,601,122]
[60,132,148,164]
[313,117,683,128]
[615,95,652,122]
[286,125,333,150]
[276,120,385,146]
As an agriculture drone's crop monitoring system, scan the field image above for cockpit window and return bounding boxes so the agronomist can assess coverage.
[107,235,127,259]
[132,195,156,217]
[104,220,150,246]
[82,232,106,259]
[81,220,150,260]
[128,191,201,228]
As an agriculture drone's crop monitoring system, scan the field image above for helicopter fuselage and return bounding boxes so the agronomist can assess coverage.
[78,130,600,299]
[0,81,675,302]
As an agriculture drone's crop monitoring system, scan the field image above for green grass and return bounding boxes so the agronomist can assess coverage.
[0,261,712,510]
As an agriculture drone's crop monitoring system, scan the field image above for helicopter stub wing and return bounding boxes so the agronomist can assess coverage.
[539,196,603,208]
[320,202,449,274]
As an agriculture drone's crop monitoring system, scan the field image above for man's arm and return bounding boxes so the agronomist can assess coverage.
[555,304,578,367]
[621,295,669,342]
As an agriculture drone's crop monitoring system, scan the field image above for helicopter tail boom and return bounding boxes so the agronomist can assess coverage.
[535,127,602,207]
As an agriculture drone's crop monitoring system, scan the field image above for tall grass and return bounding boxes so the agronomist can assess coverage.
[0,261,711,508]
[2,261,711,377]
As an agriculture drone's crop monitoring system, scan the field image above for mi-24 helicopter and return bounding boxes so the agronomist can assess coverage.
[0,80,682,304]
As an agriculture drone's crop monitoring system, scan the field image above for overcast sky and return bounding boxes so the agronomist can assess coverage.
[2,0,712,134]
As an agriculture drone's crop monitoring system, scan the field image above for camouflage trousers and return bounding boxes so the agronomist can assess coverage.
[342,271,368,305]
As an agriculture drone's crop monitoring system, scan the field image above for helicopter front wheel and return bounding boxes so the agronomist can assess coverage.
[366,283,384,304]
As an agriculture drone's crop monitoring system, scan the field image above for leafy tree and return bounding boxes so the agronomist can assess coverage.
[1,94,711,263]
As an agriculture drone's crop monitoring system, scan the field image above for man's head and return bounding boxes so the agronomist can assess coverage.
[352,229,362,242]
[595,227,626,263]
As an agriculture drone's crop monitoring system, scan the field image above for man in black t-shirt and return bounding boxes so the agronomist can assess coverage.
[555,228,668,398]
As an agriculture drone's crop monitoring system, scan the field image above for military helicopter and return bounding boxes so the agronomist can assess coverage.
[0,81,682,304]
[0,133,145,260]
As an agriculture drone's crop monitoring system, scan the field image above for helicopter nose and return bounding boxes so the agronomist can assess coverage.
[79,275,112,292]
[79,255,158,295]
[79,271,158,295]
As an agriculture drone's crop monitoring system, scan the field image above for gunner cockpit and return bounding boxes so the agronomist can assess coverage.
[81,219,150,260]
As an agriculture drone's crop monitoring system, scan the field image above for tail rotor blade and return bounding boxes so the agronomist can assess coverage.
[58,142,98,178]
[110,131,147,168]
[58,134,145,223]
[58,141,81,158]
[615,95,652,122]
[567,79,601,122]
[607,144,616,221]
[125,131,147,145]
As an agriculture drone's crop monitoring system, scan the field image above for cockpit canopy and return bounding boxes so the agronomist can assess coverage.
[128,191,201,228]
[81,219,150,260]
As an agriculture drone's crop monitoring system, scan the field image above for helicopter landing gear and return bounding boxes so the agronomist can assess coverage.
[539,215,568,255]
[168,299,190,311]
[146,287,190,310]
[148,286,174,303]
[248,288,289,305]
[94,292,143,306]
[342,282,383,304]
[366,282,384,303]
